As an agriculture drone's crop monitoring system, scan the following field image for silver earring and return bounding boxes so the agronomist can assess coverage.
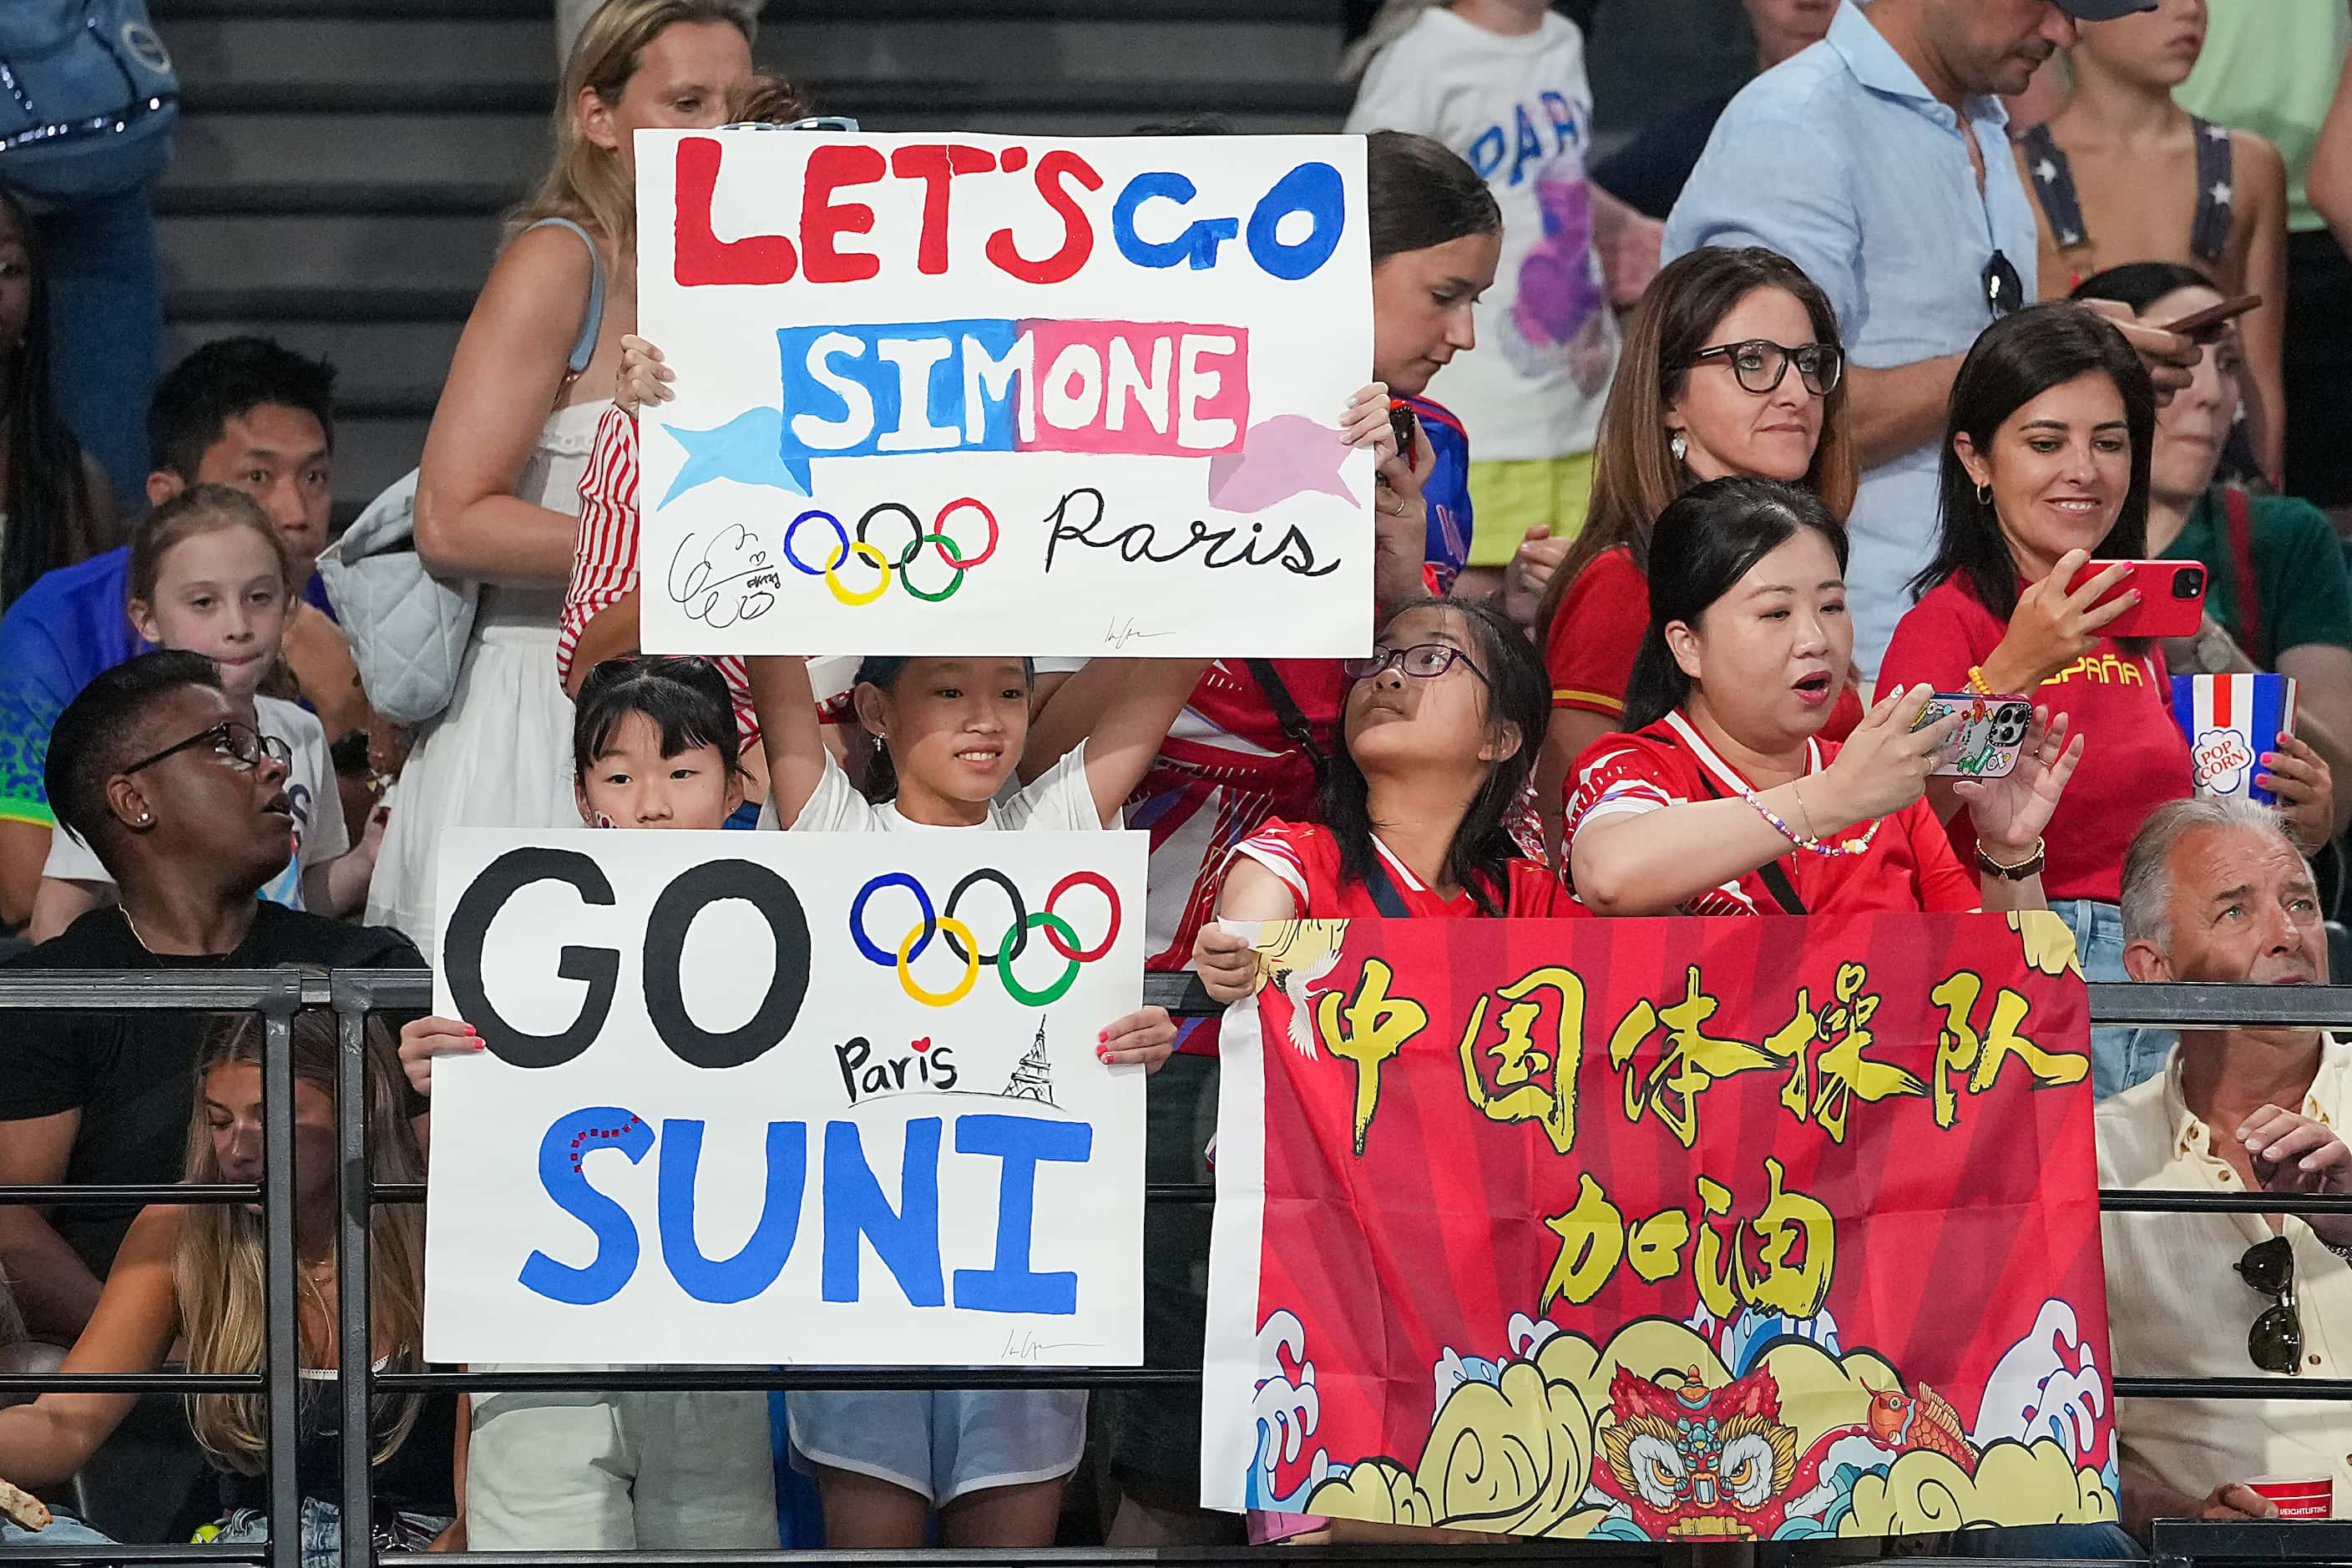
[1670,432,1688,464]
[137,812,150,823]
[1975,482,1993,505]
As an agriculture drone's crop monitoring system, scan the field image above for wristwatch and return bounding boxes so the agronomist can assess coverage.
[1976,838,2046,881]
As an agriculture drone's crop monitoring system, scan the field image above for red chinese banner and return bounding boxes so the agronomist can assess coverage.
[1201,913,2117,1540]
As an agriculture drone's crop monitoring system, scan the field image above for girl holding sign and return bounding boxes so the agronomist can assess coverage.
[399,655,786,1553]
[1190,595,1571,969]
[741,647,1200,1549]
[1186,593,1568,1548]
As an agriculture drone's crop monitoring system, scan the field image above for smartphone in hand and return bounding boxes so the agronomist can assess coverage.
[1910,694,2035,779]
[2066,559,2208,640]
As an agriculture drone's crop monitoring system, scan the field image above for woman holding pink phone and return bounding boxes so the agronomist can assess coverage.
[1880,304,2332,1099]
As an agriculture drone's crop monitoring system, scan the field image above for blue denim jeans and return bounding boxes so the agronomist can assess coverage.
[1,1513,117,1549]
[33,181,164,503]
[2053,897,2175,1100]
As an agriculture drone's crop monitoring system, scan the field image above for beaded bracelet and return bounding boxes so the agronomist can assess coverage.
[1965,665,1994,696]
[1742,787,1883,857]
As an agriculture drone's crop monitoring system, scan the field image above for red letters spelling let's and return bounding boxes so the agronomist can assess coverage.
[672,136,1103,289]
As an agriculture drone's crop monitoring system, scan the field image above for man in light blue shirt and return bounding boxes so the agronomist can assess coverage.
[1666,0,2188,675]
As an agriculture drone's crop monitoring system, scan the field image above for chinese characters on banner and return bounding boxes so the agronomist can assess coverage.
[634,131,1373,657]
[422,829,1146,1366]
[1202,913,2117,1540]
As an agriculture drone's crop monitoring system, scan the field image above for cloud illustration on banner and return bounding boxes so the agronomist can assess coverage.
[656,407,814,508]
[1207,416,1358,514]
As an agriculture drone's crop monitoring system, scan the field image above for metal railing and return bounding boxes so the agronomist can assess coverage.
[0,969,2348,1568]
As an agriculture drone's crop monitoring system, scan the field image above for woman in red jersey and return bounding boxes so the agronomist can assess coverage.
[1193,595,1568,1001]
[1565,477,2082,918]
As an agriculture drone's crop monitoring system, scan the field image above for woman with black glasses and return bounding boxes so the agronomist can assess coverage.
[1532,246,1860,858]
[1563,478,2081,918]
[1192,596,1569,997]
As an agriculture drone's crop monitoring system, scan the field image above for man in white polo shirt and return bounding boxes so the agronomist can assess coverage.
[2112,795,2352,1531]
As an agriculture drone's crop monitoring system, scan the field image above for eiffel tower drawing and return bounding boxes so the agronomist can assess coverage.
[1002,1019,1055,1106]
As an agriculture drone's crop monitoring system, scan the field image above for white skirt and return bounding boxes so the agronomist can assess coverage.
[367,589,579,959]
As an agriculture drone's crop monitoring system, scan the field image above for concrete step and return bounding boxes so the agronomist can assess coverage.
[168,111,549,188]
[158,212,501,291]
[175,78,1348,122]
[331,412,431,506]
[164,16,1336,88]
[164,319,464,397]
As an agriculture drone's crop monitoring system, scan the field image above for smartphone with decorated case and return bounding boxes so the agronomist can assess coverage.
[1909,693,2033,779]
[2066,559,2208,640]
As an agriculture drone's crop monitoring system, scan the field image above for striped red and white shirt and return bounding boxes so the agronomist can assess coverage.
[559,403,761,748]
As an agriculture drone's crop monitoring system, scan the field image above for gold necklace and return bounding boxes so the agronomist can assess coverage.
[121,907,157,953]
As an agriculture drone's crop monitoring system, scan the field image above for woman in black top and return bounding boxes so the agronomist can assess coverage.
[0,1009,458,1561]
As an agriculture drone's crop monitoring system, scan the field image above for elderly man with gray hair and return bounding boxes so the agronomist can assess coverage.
[2104,795,2352,1535]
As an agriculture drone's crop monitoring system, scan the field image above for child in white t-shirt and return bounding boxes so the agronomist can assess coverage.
[31,486,375,938]
[1344,0,1636,590]
[746,649,1201,1550]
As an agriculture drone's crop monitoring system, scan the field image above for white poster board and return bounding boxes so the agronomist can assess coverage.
[422,828,1146,1366]
[635,130,1373,658]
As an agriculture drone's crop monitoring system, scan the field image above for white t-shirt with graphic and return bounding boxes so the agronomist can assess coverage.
[1345,6,1620,462]
[43,694,347,910]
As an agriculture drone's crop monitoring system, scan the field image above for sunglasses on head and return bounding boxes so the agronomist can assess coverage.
[2236,1234,2304,1374]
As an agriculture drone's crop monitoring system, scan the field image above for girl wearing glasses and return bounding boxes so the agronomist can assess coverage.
[1531,246,1860,859]
[1192,596,1568,987]
[28,485,380,941]
[1564,478,2081,919]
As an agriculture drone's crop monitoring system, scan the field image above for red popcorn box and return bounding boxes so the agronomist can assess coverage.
[2172,674,2298,806]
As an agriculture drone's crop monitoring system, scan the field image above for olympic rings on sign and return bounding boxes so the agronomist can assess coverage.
[850,872,934,965]
[776,499,1000,609]
[997,912,1083,1006]
[848,868,1121,1008]
[931,498,999,569]
[1042,871,1121,962]
[898,916,980,1007]
[940,867,1031,966]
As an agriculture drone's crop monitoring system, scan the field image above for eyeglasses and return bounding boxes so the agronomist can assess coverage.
[1688,339,1844,397]
[1983,249,2026,319]
[1342,643,1491,685]
[121,721,292,778]
[2235,1234,2304,1374]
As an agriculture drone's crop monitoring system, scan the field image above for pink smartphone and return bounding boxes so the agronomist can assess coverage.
[2066,559,2207,640]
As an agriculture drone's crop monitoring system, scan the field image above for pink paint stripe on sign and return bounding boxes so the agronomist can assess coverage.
[1019,319,1249,456]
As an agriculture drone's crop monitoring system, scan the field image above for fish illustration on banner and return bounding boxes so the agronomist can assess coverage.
[421,829,1146,1367]
[1201,913,2118,1540]
[634,131,1373,657]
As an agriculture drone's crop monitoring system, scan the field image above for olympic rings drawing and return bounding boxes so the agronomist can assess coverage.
[848,868,1122,1008]
[783,498,999,608]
